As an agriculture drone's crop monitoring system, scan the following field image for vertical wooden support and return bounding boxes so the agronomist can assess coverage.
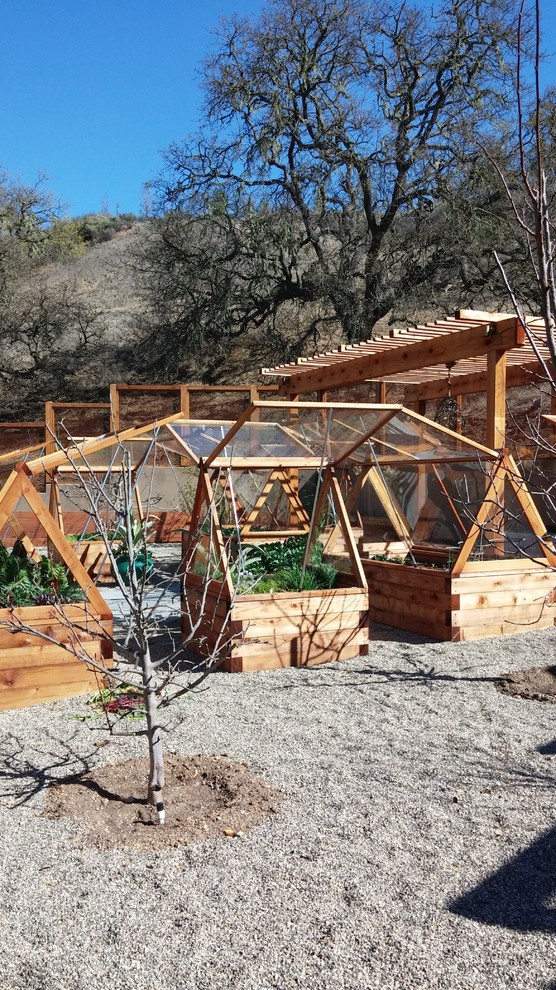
[180,386,190,418]
[44,401,56,455]
[48,476,64,535]
[109,384,120,432]
[456,394,463,433]
[250,386,260,423]
[486,349,507,449]
[44,401,57,485]
[375,382,387,404]
[178,386,190,467]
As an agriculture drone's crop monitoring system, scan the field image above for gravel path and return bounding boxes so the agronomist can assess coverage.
[1,622,555,990]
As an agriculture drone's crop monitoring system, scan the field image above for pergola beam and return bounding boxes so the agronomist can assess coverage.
[404,360,549,403]
[279,319,523,395]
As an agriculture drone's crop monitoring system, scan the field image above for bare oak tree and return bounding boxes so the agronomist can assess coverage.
[140,0,524,376]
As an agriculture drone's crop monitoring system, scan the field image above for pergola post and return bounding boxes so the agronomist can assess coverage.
[109,383,120,431]
[486,349,507,449]
[404,387,426,416]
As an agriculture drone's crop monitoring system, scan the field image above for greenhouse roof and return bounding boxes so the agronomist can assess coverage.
[15,405,498,478]
[166,402,497,467]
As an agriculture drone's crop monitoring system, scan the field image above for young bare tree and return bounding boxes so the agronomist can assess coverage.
[0,427,235,825]
[486,0,556,372]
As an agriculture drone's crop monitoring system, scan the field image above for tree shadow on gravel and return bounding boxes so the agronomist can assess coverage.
[271,661,502,690]
[0,731,98,806]
[449,824,556,933]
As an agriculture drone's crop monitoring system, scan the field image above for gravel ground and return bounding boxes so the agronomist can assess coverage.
[1,621,555,990]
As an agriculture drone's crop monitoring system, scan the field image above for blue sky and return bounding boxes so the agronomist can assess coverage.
[0,0,265,217]
[1,0,555,219]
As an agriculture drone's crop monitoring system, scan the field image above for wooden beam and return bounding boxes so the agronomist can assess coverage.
[0,443,44,465]
[18,475,111,619]
[115,384,185,392]
[279,319,522,394]
[23,413,185,476]
[455,309,515,322]
[404,360,547,403]
[402,407,497,456]
[109,383,120,431]
[179,386,190,418]
[0,472,25,534]
[486,349,507,449]
[210,456,324,469]
[50,402,111,410]
[328,468,367,589]
[0,422,44,429]
[204,403,256,467]
[44,401,56,456]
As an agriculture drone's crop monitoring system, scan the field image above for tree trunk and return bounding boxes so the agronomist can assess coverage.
[142,642,165,825]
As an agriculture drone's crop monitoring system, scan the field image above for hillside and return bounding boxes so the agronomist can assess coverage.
[2,220,357,419]
[1,219,552,456]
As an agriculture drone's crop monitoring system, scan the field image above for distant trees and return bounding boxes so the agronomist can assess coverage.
[0,278,108,418]
[0,171,64,303]
[139,0,528,376]
[0,172,114,418]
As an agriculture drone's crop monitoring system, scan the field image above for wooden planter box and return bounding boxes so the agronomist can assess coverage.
[70,541,115,583]
[182,572,369,672]
[365,558,556,641]
[0,602,113,710]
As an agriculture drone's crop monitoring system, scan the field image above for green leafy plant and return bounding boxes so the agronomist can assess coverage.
[111,516,158,559]
[0,540,85,608]
[233,535,338,594]
[66,531,113,543]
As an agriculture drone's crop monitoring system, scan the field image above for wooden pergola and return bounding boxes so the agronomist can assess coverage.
[262,310,555,449]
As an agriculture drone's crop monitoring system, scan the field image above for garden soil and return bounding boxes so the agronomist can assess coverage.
[496,664,556,703]
[44,752,282,852]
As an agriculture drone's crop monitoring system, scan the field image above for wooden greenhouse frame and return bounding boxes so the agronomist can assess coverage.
[179,401,556,652]
[179,404,374,672]
[0,399,553,704]
[0,466,113,711]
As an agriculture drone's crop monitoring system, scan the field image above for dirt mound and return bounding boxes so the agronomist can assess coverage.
[496,665,556,703]
[44,752,282,851]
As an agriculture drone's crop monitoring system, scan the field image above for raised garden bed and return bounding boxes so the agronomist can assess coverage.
[364,556,556,641]
[0,602,113,710]
[69,540,114,582]
[182,571,369,672]
[0,467,114,711]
